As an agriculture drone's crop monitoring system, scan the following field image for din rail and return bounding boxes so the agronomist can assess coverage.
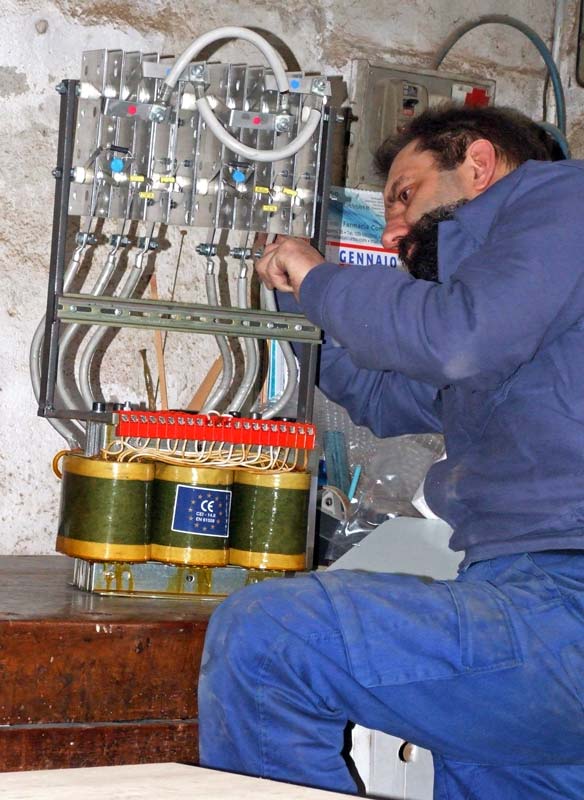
[57,293,322,342]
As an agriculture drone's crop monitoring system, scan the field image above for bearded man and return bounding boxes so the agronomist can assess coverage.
[198,106,584,800]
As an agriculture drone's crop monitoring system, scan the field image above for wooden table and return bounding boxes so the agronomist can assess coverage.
[0,556,219,771]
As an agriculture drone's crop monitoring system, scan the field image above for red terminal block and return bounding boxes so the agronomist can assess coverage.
[115,412,316,450]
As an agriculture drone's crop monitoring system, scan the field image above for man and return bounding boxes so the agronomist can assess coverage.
[198,106,584,799]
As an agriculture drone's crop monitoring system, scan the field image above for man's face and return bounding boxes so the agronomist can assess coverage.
[381,139,474,268]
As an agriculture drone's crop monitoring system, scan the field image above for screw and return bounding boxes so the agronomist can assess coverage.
[275,115,291,133]
[311,78,327,95]
[52,167,62,179]
[55,82,66,95]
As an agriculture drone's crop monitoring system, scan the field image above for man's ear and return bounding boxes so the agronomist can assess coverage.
[465,138,499,192]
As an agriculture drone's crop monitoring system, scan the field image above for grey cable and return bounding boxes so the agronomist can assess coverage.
[259,284,298,420]
[201,258,234,413]
[227,262,259,413]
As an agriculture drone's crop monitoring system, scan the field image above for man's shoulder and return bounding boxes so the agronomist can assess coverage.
[515,158,584,188]
[497,159,584,213]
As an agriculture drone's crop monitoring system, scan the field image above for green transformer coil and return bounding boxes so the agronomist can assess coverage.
[228,470,311,571]
[150,463,233,566]
[56,455,153,562]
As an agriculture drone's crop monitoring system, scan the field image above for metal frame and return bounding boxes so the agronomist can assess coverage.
[37,76,335,425]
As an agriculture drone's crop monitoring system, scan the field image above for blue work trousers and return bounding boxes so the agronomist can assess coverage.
[198,552,584,798]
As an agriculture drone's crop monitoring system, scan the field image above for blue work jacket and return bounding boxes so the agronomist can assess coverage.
[294,159,584,567]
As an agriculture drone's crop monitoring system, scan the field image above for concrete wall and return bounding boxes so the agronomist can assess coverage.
[0,0,580,554]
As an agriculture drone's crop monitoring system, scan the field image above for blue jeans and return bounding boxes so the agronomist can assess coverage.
[198,552,584,798]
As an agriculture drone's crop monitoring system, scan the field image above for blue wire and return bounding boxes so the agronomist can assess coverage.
[434,14,567,135]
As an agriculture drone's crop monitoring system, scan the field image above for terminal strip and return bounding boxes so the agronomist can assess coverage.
[115,411,317,450]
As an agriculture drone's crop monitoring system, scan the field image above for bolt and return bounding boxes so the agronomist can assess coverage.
[55,82,66,95]
[196,243,217,257]
[52,167,62,179]
[266,322,275,329]
[275,115,291,133]
[191,64,205,79]
[311,78,327,95]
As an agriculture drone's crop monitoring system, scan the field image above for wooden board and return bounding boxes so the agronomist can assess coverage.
[0,763,354,799]
[0,556,217,770]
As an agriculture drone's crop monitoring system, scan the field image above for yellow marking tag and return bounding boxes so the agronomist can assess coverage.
[159,176,176,184]
[254,186,270,194]
[282,187,297,197]
[129,174,145,183]
[262,204,278,213]
[139,191,155,200]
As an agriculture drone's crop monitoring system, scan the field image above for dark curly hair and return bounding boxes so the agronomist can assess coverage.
[374,105,564,177]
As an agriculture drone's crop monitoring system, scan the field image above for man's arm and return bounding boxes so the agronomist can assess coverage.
[276,292,442,436]
[261,167,584,390]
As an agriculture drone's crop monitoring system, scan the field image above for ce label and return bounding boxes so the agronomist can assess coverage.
[201,499,215,513]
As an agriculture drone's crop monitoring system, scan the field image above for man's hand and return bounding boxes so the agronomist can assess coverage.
[254,236,325,299]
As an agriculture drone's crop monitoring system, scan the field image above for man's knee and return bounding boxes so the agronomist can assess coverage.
[202,575,332,675]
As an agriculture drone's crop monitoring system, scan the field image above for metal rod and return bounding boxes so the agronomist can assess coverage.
[38,79,79,421]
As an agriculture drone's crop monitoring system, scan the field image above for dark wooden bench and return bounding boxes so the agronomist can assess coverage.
[0,556,217,771]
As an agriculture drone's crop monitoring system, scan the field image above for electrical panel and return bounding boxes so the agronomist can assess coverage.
[70,50,329,236]
[346,60,496,190]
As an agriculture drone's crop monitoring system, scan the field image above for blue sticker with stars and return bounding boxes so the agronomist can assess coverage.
[171,485,231,537]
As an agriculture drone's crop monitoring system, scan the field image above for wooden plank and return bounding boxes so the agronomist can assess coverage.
[0,721,198,773]
[0,619,206,724]
[0,763,355,798]
[0,557,216,725]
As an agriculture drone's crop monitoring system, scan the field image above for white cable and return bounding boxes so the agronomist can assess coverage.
[162,26,289,96]
[161,26,322,163]
[78,229,154,408]
[198,99,321,163]
[30,244,88,447]
[201,259,235,413]
[58,240,123,410]
[259,284,299,419]
[228,263,259,413]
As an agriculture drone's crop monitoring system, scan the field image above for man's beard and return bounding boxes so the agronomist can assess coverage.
[398,200,468,282]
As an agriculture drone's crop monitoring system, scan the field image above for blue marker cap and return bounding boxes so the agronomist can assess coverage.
[232,169,246,183]
[290,78,301,90]
[110,157,124,173]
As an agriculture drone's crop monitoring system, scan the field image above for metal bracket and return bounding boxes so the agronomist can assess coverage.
[57,294,322,342]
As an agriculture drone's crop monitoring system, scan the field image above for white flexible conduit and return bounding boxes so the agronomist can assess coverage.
[30,242,89,446]
[159,26,322,164]
[228,261,259,413]
[78,230,154,408]
[201,257,234,413]
[260,283,298,419]
[58,234,125,411]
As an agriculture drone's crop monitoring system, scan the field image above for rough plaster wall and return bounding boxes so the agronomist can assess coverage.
[0,0,580,554]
